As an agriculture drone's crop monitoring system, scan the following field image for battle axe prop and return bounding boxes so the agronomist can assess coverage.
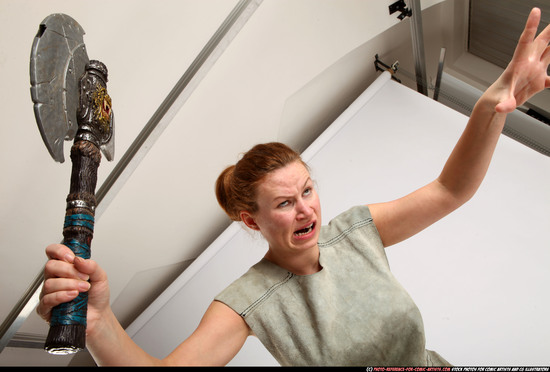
[30,14,114,354]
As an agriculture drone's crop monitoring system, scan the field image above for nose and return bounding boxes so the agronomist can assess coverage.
[295,198,313,220]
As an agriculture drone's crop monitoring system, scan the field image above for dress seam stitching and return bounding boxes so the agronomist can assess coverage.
[318,217,373,247]
[240,271,295,317]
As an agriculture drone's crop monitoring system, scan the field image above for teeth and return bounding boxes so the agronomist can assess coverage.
[295,223,314,236]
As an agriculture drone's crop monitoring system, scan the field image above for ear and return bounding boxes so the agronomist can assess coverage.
[240,211,260,231]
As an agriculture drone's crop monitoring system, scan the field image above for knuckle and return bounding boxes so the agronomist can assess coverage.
[45,243,61,257]
[36,305,51,322]
[42,278,53,293]
[44,259,56,271]
[40,293,56,309]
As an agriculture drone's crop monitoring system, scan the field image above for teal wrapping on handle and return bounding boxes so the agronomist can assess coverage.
[49,230,92,328]
[64,214,95,233]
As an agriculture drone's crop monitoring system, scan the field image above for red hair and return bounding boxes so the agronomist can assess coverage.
[215,142,308,221]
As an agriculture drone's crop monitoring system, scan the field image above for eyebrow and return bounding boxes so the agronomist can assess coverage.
[272,177,312,203]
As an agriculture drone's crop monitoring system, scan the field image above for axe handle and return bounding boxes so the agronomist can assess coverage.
[44,140,101,354]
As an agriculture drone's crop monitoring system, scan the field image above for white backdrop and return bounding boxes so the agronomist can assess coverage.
[127,72,550,366]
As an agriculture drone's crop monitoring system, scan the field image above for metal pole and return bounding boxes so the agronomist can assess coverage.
[433,47,447,101]
[409,0,428,95]
[0,271,43,352]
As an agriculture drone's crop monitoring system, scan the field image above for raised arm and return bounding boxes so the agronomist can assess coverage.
[369,7,550,247]
[38,244,250,366]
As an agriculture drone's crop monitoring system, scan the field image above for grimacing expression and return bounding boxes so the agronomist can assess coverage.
[242,161,322,256]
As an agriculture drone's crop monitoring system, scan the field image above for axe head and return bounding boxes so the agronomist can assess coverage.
[30,14,114,163]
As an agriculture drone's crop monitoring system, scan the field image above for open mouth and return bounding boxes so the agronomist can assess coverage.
[294,222,315,237]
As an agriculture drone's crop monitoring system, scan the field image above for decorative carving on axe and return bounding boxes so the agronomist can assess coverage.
[30,13,114,355]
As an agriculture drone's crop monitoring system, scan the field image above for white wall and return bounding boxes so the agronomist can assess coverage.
[128,73,550,366]
[0,0,451,366]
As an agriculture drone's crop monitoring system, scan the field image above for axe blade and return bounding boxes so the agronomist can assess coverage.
[30,13,89,163]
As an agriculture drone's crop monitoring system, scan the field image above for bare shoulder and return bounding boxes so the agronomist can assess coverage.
[201,300,252,334]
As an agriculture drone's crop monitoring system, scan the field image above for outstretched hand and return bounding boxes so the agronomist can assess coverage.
[494,7,550,113]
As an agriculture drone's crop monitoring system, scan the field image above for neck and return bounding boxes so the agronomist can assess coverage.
[264,245,322,275]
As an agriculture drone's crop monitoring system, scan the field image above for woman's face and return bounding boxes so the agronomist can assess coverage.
[242,161,322,257]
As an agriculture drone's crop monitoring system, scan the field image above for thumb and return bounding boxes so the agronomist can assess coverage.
[73,257,106,283]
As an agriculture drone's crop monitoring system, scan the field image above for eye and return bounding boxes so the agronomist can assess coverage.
[303,187,312,196]
[278,200,290,208]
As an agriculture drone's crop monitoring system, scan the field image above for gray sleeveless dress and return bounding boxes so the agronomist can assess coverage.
[215,205,450,366]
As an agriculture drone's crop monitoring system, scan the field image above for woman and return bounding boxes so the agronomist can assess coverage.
[38,8,550,366]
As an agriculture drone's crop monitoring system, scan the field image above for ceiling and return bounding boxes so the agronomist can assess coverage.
[1,0,545,366]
